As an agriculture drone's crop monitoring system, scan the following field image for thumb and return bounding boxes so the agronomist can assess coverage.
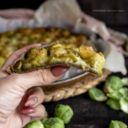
[12,66,68,91]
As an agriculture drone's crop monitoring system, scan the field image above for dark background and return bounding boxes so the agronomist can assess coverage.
[0,0,128,25]
[1,0,128,128]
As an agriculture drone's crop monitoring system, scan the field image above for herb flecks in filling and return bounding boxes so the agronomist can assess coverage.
[10,43,105,75]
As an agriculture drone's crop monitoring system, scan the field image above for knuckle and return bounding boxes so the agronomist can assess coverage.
[33,87,45,99]
[36,69,50,84]
[35,87,42,92]
[35,87,45,102]
[38,87,45,97]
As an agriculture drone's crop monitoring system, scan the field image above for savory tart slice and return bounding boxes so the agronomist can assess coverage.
[9,43,105,75]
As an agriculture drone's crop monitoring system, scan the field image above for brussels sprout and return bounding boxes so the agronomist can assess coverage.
[107,91,122,100]
[106,99,120,110]
[119,88,128,98]
[44,111,48,118]
[125,38,128,52]
[122,78,128,86]
[109,120,127,128]
[43,117,64,128]
[54,104,73,124]
[120,98,128,114]
[41,117,48,126]
[24,120,44,128]
[41,111,48,124]
[104,76,123,93]
[88,88,107,102]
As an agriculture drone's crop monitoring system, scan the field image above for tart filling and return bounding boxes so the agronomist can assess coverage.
[0,27,87,67]
[10,43,105,75]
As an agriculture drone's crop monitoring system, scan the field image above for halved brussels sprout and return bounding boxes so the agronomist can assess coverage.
[109,120,127,128]
[107,91,122,100]
[106,99,120,110]
[120,98,128,114]
[122,77,128,86]
[88,88,107,102]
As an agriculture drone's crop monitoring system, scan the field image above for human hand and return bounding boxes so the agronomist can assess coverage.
[0,44,68,128]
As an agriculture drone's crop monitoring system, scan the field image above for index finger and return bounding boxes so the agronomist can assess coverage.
[1,43,41,71]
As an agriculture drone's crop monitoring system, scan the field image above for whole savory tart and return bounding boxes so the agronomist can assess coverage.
[0,27,105,74]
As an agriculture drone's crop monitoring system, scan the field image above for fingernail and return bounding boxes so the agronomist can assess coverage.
[51,66,69,77]
[21,107,35,114]
[25,96,38,107]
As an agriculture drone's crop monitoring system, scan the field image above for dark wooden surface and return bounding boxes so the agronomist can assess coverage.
[78,0,128,25]
[0,0,128,127]
[45,52,128,128]
[0,0,128,25]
